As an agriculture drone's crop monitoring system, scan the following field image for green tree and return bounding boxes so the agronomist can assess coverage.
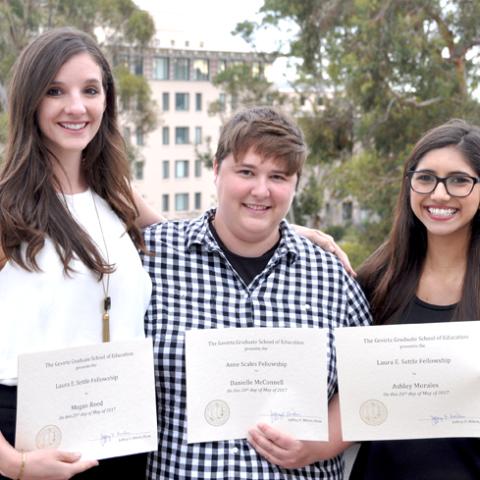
[201,56,287,172]
[237,0,480,261]
[0,0,157,163]
[209,60,287,119]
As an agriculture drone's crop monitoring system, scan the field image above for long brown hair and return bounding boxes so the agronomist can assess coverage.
[358,119,480,324]
[0,27,144,276]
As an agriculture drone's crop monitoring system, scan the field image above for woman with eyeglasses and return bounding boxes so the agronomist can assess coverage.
[347,118,480,480]
[248,119,480,479]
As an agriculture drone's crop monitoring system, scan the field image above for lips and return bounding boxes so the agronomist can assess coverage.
[59,122,87,131]
[244,203,271,211]
[426,206,458,218]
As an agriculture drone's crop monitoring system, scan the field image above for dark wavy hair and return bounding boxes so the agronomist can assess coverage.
[358,119,480,324]
[0,27,143,276]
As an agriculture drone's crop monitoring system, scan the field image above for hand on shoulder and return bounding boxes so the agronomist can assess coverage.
[292,225,356,276]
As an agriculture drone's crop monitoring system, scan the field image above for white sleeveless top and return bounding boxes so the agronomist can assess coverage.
[0,190,152,385]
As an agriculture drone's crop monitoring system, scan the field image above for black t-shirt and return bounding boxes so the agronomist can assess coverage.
[349,297,480,480]
[209,221,278,285]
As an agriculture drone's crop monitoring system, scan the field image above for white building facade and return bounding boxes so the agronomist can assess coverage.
[121,45,268,219]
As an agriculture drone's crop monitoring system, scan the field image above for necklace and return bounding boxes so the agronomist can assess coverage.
[91,191,111,342]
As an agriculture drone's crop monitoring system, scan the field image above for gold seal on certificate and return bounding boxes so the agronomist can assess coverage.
[36,425,62,448]
[15,339,158,459]
[359,400,388,426]
[336,321,480,441]
[204,400,230,427]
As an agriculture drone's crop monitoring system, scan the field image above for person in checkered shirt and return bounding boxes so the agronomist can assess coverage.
[143,106,371,480]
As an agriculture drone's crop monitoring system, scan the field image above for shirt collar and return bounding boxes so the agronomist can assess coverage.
[185,208,300,263]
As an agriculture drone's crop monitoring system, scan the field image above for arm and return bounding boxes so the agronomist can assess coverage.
[291,225,355,276]
[247,394,352,469]
[131,188,165,228]
[0,432,98,480]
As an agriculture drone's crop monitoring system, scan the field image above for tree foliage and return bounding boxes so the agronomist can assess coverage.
[0,0,157,163]
[238,0,480,261]
[210,61,287,119]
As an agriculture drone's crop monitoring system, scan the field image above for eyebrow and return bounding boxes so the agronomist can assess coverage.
[237,162,290,173]
[49,78,102,86]
[415,168,476,176]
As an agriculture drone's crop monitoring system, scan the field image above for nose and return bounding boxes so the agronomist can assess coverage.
[64,92,86,115]
[430,180,451,200]
[250,176,270,198]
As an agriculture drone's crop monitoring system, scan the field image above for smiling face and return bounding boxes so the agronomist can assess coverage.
[410,146,480,241]
[213,148,298,256]
[37,52,105,162]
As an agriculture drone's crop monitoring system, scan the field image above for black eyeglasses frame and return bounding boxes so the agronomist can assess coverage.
[406,170,480,198]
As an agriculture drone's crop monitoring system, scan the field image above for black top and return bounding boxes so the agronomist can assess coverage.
[209,221,278,285]
[349,297,480,480]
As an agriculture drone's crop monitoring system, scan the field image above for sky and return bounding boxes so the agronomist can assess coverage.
[134,0,267,51]
[133,0,298,87]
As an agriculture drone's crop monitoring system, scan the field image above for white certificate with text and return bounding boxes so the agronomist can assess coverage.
[336,321,480,441]
[16,338,158,459]
[185,327,328,443]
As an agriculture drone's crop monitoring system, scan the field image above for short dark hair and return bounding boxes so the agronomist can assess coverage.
[214,106,308,176]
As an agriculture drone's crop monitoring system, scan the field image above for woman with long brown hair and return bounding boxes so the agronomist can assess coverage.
[0,27,159,479]
[248,119,480,479]
[348,119,480,479]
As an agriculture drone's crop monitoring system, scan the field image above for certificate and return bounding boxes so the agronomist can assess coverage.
[185,327,328,443]
[15,338,158,459]
[335,321,480,441]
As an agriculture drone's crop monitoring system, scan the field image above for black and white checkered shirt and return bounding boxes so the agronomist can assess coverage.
[143,210,371,480]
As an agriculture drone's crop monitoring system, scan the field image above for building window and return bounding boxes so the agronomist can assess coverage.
[175,160,189,178]
[114,52,129,69]
[162,160,170,179]
[175,193,189,211]
[162,92,170,111]
[231,94,239,111]
[153,57,169,80]
[251,62,264,78]
[162,194,169,212]
[136,127,144,146]
[132,56,143,75]
[123,126,131,142]
[194,159,202,177]
[195,93,202,111]
[193,59,209,80]
[218,93,226,112]
[173,58,190,80]
[175,92,189,111]
[342,201,353,222]
[325,202,332,223]
[134,161,144,180]
[175,127,189,144]
[194,192,201,210]
[194,126,202,145]
[217,59,227,74]
[162,127,169,145]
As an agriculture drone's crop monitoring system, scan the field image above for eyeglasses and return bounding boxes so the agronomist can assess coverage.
[407,170,480,198]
